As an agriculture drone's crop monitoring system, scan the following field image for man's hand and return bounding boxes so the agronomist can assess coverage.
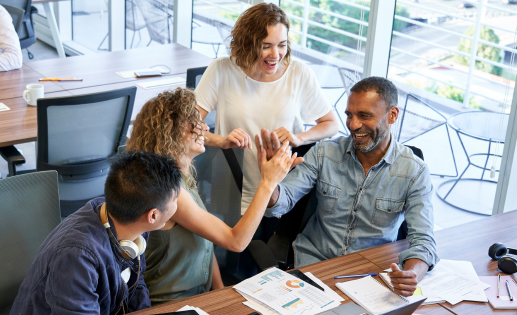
[388,263,419,297]
[220,128,252,150]
[255,129,282,160]
[274,127,303,147]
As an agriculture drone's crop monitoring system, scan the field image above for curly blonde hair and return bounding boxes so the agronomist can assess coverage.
[230,3,291,73]
[126,87,202,188]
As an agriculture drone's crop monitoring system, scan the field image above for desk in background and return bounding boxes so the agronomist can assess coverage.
[0,44,212,147]
[131,210,517,315]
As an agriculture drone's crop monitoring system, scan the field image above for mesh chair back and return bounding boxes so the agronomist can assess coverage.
[187,66,216,129]
[338,68,362,94]
[193,146,243,270]
[36,87,136,216]
[136,0,170,44]
[2,4,24,33]
[0,171,60,311]
[392,94,446,144]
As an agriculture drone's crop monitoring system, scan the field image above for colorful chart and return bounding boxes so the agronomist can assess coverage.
[282,297,304,310]
[286,280,305,288]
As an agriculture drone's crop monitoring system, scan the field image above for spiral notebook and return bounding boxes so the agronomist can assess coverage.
[335,276,426,315]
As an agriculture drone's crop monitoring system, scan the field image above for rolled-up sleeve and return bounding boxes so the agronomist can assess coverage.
[398,165,439,270]
[266,144,320,218]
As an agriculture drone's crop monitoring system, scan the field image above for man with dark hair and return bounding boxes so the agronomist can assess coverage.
[260,76,438,297]
[11,152,182,314]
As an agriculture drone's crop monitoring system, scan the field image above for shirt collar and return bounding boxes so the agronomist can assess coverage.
[345,133,397,165]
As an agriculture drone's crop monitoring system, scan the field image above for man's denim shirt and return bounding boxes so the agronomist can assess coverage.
[11,197,151,314]
[266,136,439,269]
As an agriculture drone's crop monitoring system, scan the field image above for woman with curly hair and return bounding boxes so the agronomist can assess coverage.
[195,3,338,237]
[126,87,300,305]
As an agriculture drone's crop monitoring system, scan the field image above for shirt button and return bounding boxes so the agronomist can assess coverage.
[388,209,392,213]
[323,191,327,195]
[348,227,352,231]
[353,209,357,212]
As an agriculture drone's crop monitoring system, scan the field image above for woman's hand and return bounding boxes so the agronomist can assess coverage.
[258,141,298,190]
[274,127,303,147]
[256,129,281,160]
[220,128,252,150]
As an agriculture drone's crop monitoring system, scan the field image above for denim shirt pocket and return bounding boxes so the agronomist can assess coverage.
[316,180,341,214]
[372,198,405,227]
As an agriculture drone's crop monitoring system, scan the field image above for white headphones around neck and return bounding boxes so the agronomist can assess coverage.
[100,204,146,260]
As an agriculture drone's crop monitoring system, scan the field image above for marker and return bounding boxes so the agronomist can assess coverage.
[506,280,514,301]
[334,273,378,279]
[39,78,83,81]
[497,274,501,298]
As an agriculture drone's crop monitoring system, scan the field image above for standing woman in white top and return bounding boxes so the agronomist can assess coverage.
[0,5,23,72]
[195,3,338,238]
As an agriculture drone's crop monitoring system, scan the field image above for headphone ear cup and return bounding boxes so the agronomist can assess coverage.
[498,256,517,274]
[134,236,147,256]
[489,243,507,260]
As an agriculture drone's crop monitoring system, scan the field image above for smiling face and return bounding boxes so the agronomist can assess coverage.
[251,23,288,81]
[345,91,398,154]
[185,115,209,160]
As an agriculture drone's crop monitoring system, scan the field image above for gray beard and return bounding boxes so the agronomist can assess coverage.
[353,126,389,153]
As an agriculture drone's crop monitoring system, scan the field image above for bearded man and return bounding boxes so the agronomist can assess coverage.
[259,76,438,297]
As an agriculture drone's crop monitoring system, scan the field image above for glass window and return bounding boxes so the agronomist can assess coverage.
[387,0,517,224]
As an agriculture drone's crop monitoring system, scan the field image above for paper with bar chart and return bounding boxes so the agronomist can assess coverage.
[234,267,341,315]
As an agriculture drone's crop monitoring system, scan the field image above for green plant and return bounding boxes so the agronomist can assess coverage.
[407,80,480,109]
[455,26,502,76]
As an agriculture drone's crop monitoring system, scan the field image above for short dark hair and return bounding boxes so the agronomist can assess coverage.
[104,151,182,224]
[350,76,398,109]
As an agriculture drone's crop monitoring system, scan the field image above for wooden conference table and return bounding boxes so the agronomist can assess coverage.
[0,43,212,147]
[132,210,517,315]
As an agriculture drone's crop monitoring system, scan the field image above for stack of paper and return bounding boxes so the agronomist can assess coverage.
[234,267,343,315]
[379,259,490,305]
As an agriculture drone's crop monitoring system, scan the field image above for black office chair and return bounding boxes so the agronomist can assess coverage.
[0,171,61,314]
[0,87,136,218]
[0,0,38,59]
[246,145,425,272]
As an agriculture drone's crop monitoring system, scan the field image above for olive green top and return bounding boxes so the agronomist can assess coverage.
[143,175,214,305]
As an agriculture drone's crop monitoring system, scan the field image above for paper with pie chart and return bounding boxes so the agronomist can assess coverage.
[234,267,341,315]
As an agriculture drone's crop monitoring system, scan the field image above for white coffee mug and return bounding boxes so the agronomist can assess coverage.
[23,84,44,106]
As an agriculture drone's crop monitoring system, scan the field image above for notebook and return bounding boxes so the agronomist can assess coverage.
[479,276,517,310]
[379,273,444,305]
[336,276,426,315]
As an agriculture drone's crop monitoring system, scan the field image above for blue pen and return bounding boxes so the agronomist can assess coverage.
[334,273,378,279]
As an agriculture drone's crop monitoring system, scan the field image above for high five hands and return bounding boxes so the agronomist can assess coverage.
[255,129,304,171]
[221,127,303,150]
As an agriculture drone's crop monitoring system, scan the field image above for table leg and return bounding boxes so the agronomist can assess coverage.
[42,3,66,58]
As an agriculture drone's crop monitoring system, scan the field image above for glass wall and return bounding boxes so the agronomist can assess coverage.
[388,0,517,225]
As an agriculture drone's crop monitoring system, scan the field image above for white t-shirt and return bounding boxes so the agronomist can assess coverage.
[0,5,23,72]
[196,57,331,214]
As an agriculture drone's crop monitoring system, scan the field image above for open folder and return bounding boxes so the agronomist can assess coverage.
[336,276,426,315]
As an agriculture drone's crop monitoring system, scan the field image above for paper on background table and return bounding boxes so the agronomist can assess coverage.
[0,102,10,111]
[417,264,489,305]
[116,66,170,78]
[177,305,209,315]
[136,77,185,90]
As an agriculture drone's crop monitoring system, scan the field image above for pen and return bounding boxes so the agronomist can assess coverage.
[498,274,501,298]
[39,78,83,81]
[506,280,514,301]
[334,273,378,279]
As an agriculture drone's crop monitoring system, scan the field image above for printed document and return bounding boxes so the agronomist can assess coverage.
[234,268,340,315]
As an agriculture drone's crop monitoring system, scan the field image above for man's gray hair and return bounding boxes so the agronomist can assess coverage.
[350,76,398,109]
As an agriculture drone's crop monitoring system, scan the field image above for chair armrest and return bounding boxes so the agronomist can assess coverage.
[246,240,279,272]
[267,234,291,269]
[0,146,26,176]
